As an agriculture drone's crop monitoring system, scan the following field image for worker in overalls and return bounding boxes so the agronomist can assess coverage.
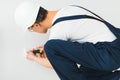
[15,1,120,80]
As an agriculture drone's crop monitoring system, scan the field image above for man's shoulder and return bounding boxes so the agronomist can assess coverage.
[52,5,84,25]
[59,5,83,15]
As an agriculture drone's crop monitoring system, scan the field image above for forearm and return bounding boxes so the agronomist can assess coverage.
[34,57,53,69]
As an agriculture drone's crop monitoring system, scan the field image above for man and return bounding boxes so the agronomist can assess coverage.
[15,0,120,80]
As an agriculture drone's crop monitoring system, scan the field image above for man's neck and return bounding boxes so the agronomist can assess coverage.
[47,10,59,28]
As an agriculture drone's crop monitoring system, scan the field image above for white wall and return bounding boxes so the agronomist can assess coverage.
[0,0,120,80]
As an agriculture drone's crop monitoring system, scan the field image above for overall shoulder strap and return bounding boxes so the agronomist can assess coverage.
[52,5,119,38]
[52,5,105,26]
[71,5,105,21]
[52,15,103,26]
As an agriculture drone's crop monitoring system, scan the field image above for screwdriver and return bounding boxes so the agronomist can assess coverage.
[32,49,43,57]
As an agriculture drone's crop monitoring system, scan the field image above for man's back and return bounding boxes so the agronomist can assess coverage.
[49,6,116,44]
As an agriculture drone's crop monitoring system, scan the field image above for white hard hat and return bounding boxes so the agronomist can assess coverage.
[14,0,41,30]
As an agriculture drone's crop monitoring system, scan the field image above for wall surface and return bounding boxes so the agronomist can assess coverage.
[0,0,120,80]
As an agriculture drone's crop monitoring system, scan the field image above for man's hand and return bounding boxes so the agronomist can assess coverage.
[26,45,45,60]
[35,45,46,58]
[26,49,37,60]
[26,45,53,69]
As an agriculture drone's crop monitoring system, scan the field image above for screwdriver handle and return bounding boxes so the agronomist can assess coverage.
[32,49,43,55]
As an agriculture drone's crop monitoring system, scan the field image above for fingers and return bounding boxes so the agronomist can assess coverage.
[34,45,45,58]
[26,45,46,61]
[27,50,33,55]
[36,45,44,49]
[26,51,36,60]
[40,52,46,58]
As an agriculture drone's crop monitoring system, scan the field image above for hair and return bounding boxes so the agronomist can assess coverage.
[36,7,48,23]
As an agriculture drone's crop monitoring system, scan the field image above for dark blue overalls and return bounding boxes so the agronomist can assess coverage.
[44,6,120,80]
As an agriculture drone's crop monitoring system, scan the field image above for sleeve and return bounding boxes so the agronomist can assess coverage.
[48,29,68,41]
[48,25,70,41]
